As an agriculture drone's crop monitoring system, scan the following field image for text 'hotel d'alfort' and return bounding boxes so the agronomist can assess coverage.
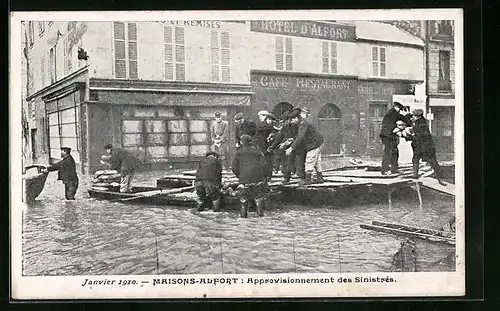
[21,20,455,173]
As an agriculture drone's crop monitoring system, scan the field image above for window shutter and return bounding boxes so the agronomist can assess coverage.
[379,47,386,62]
[285,37,292,54]
[164,26,173,43]
[128,42,137,60]
[221,49,230,66]
[285,54,293,71]
[175,27,184,45]
[211,65,219,82]
[221,66,230,83]
[276,36,283,53]
[211,31,218,48]
[221,32,230,48]
[322,42,329,73]
[176,63,185,81]
[175,45,185,63]
[165,63,174,80]
[372,47,378,61]
[164,26,173,80]
[276,36,284,71]
[330,42,337,74]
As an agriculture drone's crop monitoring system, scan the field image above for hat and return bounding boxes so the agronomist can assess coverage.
[240,134,253,145]
[300,107,311,115]
[104,144,113,150]
[234,112,244,121]
[393,102,404,109]
[215,112,222,118]
[206,151,219,158]
[61,147,72,153]
[289,109,301,119]
[411,109,424,117]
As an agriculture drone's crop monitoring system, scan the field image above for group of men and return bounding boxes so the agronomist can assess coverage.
[379,102,446,186]
[194,106,326,217]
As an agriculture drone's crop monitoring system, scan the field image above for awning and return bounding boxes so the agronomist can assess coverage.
[95,90,251,107]
[355,21,425,47]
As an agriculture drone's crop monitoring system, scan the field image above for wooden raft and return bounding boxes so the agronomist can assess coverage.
[360,221,455,245]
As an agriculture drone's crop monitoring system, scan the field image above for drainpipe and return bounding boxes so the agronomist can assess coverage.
[425,20,431,129]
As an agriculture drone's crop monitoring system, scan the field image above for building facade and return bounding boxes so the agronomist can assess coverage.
[23,20,425,173]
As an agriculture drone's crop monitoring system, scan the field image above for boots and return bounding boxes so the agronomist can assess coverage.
[282,175,291,185]
[298,173,312,186]
[196,199,208,212]
[240,200,248,218]
[255,197,265,217]
[314,171,325,184]
[412,162,420,179]
[212,198,222,212]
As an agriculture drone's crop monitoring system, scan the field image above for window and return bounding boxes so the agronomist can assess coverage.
[28,21,34,46]
[113,22,138,79]
[372,46,386,77]
[121,107,213,160]
[434,21,453,37]
[322,41,338,74]
[210,31,231,82]
[164,26,185,81]
[438,50,451,92]
[38,22,45,37]
[318,103,341,119]
[49,45,57,83]
[276,36,292,71]
[47,100,80,163]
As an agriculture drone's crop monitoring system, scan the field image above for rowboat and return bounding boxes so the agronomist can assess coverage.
[22,164,48,203]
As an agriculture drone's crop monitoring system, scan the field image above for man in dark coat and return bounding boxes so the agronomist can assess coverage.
[268,109,299,184]
[232,135,269,218]
[104,144,140,193]
[407,109,446,186]
[234,112,257,149]
[195,151,223,211]
[254,110,277,180]
[379,102,412,175]
[45,147,79,200]
[286,108,325,185]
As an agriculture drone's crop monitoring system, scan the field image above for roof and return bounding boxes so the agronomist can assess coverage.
[355,21,425,47]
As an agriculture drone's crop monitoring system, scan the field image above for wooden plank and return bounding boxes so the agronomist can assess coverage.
[118,186,196,202]
[420,177,455,196]
[360,223,455,245]
[371,221,453,238]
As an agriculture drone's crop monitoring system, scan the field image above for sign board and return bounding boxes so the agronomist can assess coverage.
[250,20,356,42]
[392,95,426,112]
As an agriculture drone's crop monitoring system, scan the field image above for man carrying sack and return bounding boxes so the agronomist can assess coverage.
[104,144,140,193]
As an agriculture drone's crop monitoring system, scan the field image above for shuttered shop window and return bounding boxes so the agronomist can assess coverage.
[113,22,138,79]
[164,26,185,81]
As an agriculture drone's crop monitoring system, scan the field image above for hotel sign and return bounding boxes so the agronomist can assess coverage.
[250,20,356,42]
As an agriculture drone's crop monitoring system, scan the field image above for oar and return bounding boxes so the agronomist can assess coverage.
[117,185,196,202]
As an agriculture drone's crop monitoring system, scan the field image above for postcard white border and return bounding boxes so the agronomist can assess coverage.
[10,9,465,300]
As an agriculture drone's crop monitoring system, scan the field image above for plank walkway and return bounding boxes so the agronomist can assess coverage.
[420,177,455,196]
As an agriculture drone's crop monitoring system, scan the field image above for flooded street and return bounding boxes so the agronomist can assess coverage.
[22,171,456,276]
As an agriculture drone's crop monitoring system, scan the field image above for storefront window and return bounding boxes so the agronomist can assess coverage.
[47,98,80,163]
[276,36,293,71]
[371,46,387,77]
[210,30,231,83]
[121,106,213,160]
[164,26,185,81]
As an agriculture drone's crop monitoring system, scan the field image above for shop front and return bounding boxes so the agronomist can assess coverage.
[429,97,455,157]
[250,71,358,156]
[358,79,420,158]
[86,79,252,172]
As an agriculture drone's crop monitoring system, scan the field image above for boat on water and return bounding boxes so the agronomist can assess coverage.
[22,164,48,203]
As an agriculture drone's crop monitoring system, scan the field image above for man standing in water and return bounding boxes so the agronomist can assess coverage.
[379,102,411,175]
[211,112,229,171]
[195,151,223,212]
[44,147,79,200]
[286,107,325,185]
[104,144,140,193]
[407,109,446,186]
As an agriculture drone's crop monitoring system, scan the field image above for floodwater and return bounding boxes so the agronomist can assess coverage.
[21,171,456,276]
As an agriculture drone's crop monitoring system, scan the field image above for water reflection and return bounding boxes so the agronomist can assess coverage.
[21,171,456,276]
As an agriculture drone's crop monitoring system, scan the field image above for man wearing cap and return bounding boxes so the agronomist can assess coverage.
[44,147,79,200]
[286,107,325,185]
[379,102,412,175]
[407,109,446,185]
[195,151,224,212]
[233,112,257,149]
[232,134,269,217]
[255,110,277,179]
[268,108,300,184]
[104,144,141,193]
[211,112,229,171]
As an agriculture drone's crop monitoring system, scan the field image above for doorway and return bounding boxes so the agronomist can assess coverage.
[367,101,389,157]
[318,103,342,155]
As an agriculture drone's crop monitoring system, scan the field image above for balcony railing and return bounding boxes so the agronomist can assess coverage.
[437,79,452,92]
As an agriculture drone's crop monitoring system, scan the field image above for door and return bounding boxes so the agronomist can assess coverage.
[367,102,389,157]
[318,104,342,155]
[431,106,454,155]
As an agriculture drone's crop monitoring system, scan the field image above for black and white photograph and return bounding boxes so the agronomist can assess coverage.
[11,10,464,299]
